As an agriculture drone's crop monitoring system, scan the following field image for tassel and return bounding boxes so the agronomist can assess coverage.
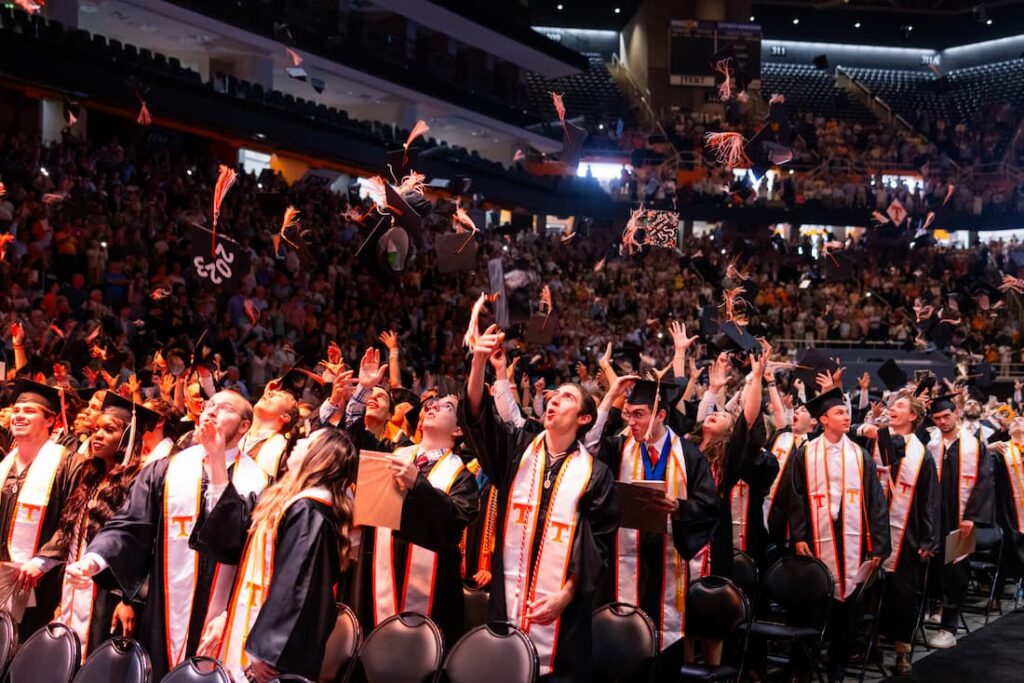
[453,207,477,233]
[923,211,936,230]
[714,58,732,102]
[593,257,606,272]
[403,120,430,164]
[136,101,152,126]
[285,47,303,66]
[769,93,786,105]
[722,287,749,325]
[271,234,282,258]
[13,0,43,13]
[281,206,300,232]
[211,164,238,256]
[0,233,14,261]
[943,184,955,206]
[0,182,5,196]
[704,132,748,168]
[65,111,78,129]
[42,193,66,204]
[244,299,259,325]
[620,207,645,256]
[364,176,387,206]
[540,285,553,330]
[513,149,526,163]
[550,91,566,122]
[871,210,890,225]
[463,292,492,348]
[397,171,426,198]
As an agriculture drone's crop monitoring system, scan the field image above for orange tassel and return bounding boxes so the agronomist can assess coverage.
[397,171,426,198]
[513,149,525,162]
[0,234,14,261]
[722,287,749,325]
[14,0,43,13]
[65,111,78,129]
[272,234,282,257]
[364,176,387,205]
[285,47,303,67]
[463,292,490,348]
[872,210,890,225]
[211,164,238,256]
[281,206,300,232]
[453,207,477,233]
[714,59,732,101]
[704,132,748,168]
[550,92,566,122]
[943,184,955,206]
[403,120,430,164]
[0,182,5,196]
[621,206,645,256]
[136,101,152,126]
[42,193,66,204]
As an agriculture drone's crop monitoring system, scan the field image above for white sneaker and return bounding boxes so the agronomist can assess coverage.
[928,629,957,648]
[925,612,942,625]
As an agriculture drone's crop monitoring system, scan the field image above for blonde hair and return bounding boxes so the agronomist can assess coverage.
[249,428,358,568]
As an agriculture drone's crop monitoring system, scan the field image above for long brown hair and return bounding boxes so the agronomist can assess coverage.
[54,414,143,557]
[249,428,358,568]
[693,411,736,492]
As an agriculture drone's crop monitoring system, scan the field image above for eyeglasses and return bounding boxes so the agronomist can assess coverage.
[622,409,651,422]
[200,401,243,417]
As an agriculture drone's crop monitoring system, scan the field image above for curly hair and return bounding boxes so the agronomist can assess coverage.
[248,428,358,569]
[53,415,142,558]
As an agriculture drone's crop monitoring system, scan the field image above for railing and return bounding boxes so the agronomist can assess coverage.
[609,54,685,176]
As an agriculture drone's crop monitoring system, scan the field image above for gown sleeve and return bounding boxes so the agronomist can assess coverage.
[964,442,995,525]
[917,455,941,554]
[672,444,721,560]
[569,461,620,597]
[244,500,340,679]
[862,453,892,559]
[83,459,167,598]
[190,484,254,565]
[397,468,479,550]
[788,449,811,546]
[458,393,525,491]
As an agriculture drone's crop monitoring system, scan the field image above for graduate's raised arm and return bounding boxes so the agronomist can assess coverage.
[466,324,504,420]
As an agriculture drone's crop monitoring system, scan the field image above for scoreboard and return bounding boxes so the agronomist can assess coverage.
[669,20,762,87]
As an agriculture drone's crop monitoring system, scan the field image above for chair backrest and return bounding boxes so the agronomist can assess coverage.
[0,610,16,673]
[356,612,443,683]
[269,676,314,682]
[591,603,657,681]
[761,556,834,627]
[463,585,489,631]
[72,638,151,683]
[685,576,750,641]
[158,657,230,683]
[7,622,80,683]
[319,603,361,683]
[731,549,759,601]
[441,622,537,683]
[974,525,1003,554]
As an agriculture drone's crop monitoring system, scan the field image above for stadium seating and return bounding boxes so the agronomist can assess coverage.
[761,63,876,122]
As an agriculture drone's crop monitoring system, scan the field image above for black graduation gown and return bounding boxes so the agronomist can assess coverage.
[461,476,498,583]
[458,394,620,682]
[196,497,342,680]
[938,435,994,537]
[84,458,261,679]
[764,428,805,549]
[593,419,719,634]
[349,456,479,645]
[0,447,83,638]
[788,442,892,570]
[992,447,1024,571]
[736,447,780,566]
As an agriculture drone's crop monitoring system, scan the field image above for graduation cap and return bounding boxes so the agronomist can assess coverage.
[794,348,841,395]
[256,192,287,217]
[434,232,478,274]
[525,314,555,346]
[286,67,308,81]
[9,379,62,414]
[384,182,425,249]
[101,392,161,437]
[804,387,845,419]
[876,359,908,392]
[279,367,326,401]
[700,304,720,339]
[625,379,684,409]
[714,320,759,354]
[823,250,856,283]
[561,120,588,169]
[744,100,793,180]
[387,147,421,174]
[929,392,959,416]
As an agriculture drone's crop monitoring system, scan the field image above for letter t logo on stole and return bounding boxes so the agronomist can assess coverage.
[19,503,43,522]
[550,522,570,544]
[846,489,859,505]
[811,493,827,509]
[898,481,913,495]
[171,515,195,538]
[512,503,532,525]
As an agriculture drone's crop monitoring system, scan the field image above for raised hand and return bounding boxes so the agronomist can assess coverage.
[378,330,399,352]
[709,353,731,391]
[668,320,698,354]
[472,325,504,363]
[10,322,23,347]
[329,370,357,409]
[357,348,388,389]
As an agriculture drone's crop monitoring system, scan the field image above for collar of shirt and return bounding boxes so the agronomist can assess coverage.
[647,429,670,453]
[418,447,448,467]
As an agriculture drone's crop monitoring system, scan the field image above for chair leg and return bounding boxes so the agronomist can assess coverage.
[985,569,1001,624]
[959,610,970,634]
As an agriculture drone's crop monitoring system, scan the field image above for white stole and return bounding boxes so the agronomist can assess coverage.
[503,432,592,676]
[242,432,288,478]
[883,435,926,572]
[805,435,864,600]
[0,440,67,562]
[763,431,797,527]
[731,481,749,552]
[926,428,945,480]
[220,487,333,681]
[143,437,175,467]
[60,501,97,662]
[614,432,688,650]
[162,446,269,668]
[954,428,980,523]
[371,447,464,624]
[1002,443,1024,534]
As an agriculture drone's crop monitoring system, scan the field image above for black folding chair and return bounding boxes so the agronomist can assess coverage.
[319,603,361,683]
[591,603,657,683]
[158,657,229,683]
[437,621,537,683]
[967,525,1004,624]
[6,622,80,683]
[680,576,751,682]
[345,612,443,683]
[462,585,489,631]
[0,611,16,676]
[269,676,314,682]
[848,565,885,683]
[731,549,760,607]
[72,637,151,683]
[743,556,834,683]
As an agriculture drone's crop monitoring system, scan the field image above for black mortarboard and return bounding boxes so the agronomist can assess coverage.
[744,101,792,180]
[256,192,286,217]
[794,348,841,394]
[10,379,62,414]
[914,373,936,397]
[625,379,684,409]
[700,304,720,338]
[876,359,908,392]
[435,232,478,274]
[804,387,845,419]
[812,54,829,70]
[387,147,421,174]
[971,360,994,392]
[929,393,959,415]
[384,183,425,249]
[562,120,588,169]
[101,392,161,436]
[714,320,759,353]
[823,250,856,283]
[525,314,556,346]
[279,367,326,401]
[968,279,1003,310]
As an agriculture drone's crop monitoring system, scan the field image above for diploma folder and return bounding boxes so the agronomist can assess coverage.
[353,451,407,530]
[617,480,669,533]
[945,528,976,565]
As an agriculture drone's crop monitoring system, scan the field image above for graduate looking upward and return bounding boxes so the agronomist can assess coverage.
[461,324,620,682]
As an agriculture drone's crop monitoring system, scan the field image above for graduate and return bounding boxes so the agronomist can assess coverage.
[461,325,620,682]
[989,417,1024,605]
[199,428,358,682]
[762,378,815,549]
[926,392,994,648]
[239,383,297,477]
[139,397,181,466]
[64,390,270,679]
[344,348,479,645]
[593,372,719,677]
[40,393,161,661]
[1,379,82,639]
[788,387,891,682]
[862,395,940,675]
